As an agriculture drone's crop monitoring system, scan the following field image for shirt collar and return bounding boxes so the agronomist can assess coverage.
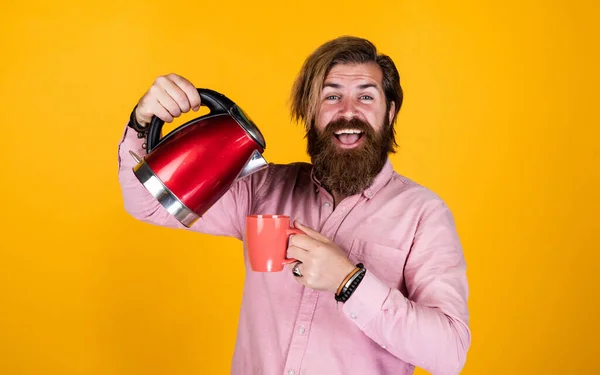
[310,158,394,200]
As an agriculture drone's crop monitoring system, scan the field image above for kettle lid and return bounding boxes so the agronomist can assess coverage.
[229,105,266,150]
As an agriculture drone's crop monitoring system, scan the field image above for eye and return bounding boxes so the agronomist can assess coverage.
[326,95,340,101]
[360,95,374,100]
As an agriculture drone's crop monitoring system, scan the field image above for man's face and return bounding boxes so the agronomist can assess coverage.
[307,62,396,197]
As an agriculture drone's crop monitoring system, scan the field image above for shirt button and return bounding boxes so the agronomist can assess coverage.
[350,312,357,319]
[288,369,295,375]
[298,325,305,334]
[381,344,387,349]
[324,202,331,207]
[365,190,373,198]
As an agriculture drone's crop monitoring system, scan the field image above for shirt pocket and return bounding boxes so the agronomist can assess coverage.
[347,239,409,289]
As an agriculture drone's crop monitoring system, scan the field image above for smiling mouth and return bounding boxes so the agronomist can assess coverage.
[334,129,365,147]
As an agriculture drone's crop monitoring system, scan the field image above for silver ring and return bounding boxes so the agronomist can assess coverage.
[292,262,303,277]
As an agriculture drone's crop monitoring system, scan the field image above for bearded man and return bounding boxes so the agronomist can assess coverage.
[117,36,471,375]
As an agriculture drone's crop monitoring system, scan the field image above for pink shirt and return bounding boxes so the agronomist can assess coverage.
[117,124,471,375]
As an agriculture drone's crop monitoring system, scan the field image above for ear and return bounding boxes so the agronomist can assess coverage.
[388,101,396,124]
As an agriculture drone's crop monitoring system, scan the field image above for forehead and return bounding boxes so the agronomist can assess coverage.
[323,62,383,88]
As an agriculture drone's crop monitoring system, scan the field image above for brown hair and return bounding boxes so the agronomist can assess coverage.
[290,36,403,132]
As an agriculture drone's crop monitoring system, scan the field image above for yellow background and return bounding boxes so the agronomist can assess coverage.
[1,0,598,374]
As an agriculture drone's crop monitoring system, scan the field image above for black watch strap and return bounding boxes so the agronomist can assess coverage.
[128,105,150,142]
[335,263,366,303]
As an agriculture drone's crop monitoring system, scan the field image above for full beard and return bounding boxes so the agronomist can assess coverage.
[306,117,393,197]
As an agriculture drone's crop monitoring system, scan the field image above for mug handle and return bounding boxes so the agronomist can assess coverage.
[282,228,304,264]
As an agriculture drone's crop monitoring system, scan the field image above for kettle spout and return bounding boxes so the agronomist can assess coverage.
[237,150,268,180]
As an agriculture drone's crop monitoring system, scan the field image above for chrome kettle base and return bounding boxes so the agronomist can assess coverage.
[131,155,199,228]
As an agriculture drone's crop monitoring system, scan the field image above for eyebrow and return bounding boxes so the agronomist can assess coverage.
[323,83,379,90]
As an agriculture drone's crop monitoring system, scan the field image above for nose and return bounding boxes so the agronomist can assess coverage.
[339,98,357,120]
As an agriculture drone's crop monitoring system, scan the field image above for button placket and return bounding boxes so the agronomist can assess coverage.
[282,289,319,373]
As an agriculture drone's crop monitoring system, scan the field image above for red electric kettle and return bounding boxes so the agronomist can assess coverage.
[129,88,268,227]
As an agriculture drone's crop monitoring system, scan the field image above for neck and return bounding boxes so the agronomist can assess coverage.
[332,191,347,208]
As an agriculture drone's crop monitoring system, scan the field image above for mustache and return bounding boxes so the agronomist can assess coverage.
[322,117,374,136]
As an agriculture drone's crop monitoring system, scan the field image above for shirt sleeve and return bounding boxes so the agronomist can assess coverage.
[117,122,269,240]
[341,199,471,375]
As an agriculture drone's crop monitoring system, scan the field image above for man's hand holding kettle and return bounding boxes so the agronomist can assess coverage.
[125,74,269,229]
[134,73,201,127]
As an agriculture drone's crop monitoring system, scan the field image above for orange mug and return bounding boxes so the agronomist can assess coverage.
[246,214,304,272]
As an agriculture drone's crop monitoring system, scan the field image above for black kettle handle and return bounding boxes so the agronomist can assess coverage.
[146,88,236,153]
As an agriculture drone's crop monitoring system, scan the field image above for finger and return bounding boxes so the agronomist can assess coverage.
[168,73,201,111]
[287,245,308,262]
[152,103,175,123]
[154,87,182,119]
[145,91,175,123]
[158,77,192,114]
[294,222,329,243]
[289,233,323,252]
[162,77,191,113]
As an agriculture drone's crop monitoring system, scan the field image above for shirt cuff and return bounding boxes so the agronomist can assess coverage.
[341,270,391,328]
[118,122,147,169]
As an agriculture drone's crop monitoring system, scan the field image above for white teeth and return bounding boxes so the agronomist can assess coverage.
[334,129,363,135]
